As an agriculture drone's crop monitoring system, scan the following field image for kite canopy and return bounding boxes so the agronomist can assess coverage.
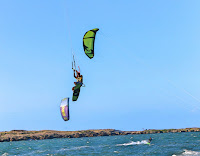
[83,28,99,59]
[60,98,69,121]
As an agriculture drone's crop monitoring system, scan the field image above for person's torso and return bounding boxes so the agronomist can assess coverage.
[76,76,83,83]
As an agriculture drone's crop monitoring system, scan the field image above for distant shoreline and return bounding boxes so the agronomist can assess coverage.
[0,128,200,142]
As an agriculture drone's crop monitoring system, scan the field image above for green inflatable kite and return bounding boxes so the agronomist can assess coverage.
[83,28,99,59]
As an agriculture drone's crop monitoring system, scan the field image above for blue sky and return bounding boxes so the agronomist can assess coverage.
[1,0,200,131]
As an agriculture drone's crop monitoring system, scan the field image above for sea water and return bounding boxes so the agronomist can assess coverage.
[1,132,200,156]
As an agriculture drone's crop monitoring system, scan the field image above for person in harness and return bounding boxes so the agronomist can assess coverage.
[148,137,152,143]
[72,69,83,91]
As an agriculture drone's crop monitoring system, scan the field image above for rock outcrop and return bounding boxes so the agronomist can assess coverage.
[0,128,200,142]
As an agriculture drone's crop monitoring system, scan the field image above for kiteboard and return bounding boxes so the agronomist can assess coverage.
[72,83,82,101]
[147,142,150,145]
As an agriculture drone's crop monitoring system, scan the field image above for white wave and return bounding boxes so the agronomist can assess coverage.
[59,145,90,151]
[2,153,9,156]
[116,140,149,146]
[182,150,200,155]
[173,149,200,156]
[73,146,90,150]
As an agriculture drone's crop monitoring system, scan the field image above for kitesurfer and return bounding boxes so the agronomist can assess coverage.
[148,137,152,143]
[72,69,83,91]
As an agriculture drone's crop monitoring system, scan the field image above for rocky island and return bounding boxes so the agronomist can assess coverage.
[0,128,200,142]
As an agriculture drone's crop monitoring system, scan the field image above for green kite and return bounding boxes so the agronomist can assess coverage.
[83,28,99,59]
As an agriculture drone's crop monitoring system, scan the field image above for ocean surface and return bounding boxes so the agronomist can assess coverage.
[1,132,200,156]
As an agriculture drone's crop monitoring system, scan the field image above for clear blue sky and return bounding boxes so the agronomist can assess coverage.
[1,0,200,131]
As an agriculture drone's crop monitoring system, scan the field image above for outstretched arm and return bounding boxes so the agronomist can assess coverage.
[74,70,77,78]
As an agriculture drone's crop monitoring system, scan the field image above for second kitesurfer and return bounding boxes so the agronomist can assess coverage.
[148,137,152,143]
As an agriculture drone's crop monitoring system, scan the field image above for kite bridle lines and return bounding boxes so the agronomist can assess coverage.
[66,5,80,73]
